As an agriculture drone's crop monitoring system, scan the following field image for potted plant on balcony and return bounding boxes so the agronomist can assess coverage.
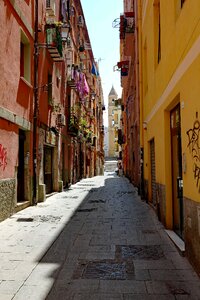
[46,22,63,57]
[86,131,93,143]
[79,117,87,131]
[68,117,79,136]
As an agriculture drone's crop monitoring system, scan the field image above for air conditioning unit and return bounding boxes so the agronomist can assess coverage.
[77,15,84,27]
[46,0,56,16]
[57,114,66,126]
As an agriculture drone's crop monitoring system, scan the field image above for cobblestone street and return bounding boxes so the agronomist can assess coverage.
[0,170,200,299]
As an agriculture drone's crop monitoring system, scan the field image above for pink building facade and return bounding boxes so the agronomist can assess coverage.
[0,0,104,221]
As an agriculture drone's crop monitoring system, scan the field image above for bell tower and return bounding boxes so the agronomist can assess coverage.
[108,86,118,158]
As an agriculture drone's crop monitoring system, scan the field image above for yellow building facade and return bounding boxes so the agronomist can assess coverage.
[139,0,200,271]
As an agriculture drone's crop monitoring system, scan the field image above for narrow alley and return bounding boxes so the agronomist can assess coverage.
[0,166,200,299]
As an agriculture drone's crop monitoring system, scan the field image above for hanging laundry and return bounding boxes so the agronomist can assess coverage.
[82,73,89,96]
[77,73,89,100]
[61,0,68,23]
[91,63,99,76]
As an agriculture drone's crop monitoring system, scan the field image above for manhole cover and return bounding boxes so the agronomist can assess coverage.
[73,259,134,280]
[116,245,164,260]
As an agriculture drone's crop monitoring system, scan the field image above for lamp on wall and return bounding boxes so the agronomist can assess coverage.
[61,24,71,41]
[143,121,147,130]
[91,92,96,100]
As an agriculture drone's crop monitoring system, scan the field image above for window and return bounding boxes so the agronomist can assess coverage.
[175,0,186,18]
[20,31,30,82]
[154,0,161,65]
[46,0,50,7]
[48,73,52,104]
[20,43,24,77]
[143,39,148,94]
[181,0,185,8]
[46,0,55,15]
[157,2,161,63]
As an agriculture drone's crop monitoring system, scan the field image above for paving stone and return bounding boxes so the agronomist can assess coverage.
[0,174,199,299]
[146,280,200,298]
[90,293,123,300]
[0,280,24,294]
[12,283,53,300]
[64,279,100,292]
[99,280,147,293]
[149,269,200,281]
[0,294,14,300]
[123,294,175,300]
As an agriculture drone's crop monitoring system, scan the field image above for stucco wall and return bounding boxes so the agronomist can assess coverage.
[0,178,15,222]
[0,1,33,121]
[0,119,18,180]
[184,196,200,274]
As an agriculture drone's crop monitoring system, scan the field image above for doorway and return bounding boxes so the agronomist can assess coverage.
[170,104,184,238]
[17,129,25,202]
[62,143,65,185]
[150,138,156,207]
[44,146,53,194]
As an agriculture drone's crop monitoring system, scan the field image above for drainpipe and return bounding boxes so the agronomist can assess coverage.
[33,0,39,205]
[137,0,145,199]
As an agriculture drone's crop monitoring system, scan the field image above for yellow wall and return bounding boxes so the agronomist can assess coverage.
[140,0,200,222]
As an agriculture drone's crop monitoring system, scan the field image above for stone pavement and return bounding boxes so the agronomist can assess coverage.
[0,173,200,299]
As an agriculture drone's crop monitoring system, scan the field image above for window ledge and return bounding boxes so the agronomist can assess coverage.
[20,76,33,89]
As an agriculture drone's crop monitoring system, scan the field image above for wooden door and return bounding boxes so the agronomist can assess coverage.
[44,146,53,194]
[171,104,184,238]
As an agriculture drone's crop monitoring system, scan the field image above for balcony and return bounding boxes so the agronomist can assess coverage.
[46,0,56,24]
[46,26,63,62]
[120,12,135,40]
[117,61,129,77]
[124,12,135,34]
[68,116,79,137]
[66,65,76,88]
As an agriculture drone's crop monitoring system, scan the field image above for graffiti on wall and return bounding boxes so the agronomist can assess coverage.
[187,119,200,192]
[0,144,7,171]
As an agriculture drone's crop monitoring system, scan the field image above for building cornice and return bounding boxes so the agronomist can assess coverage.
[8,0,34,37]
